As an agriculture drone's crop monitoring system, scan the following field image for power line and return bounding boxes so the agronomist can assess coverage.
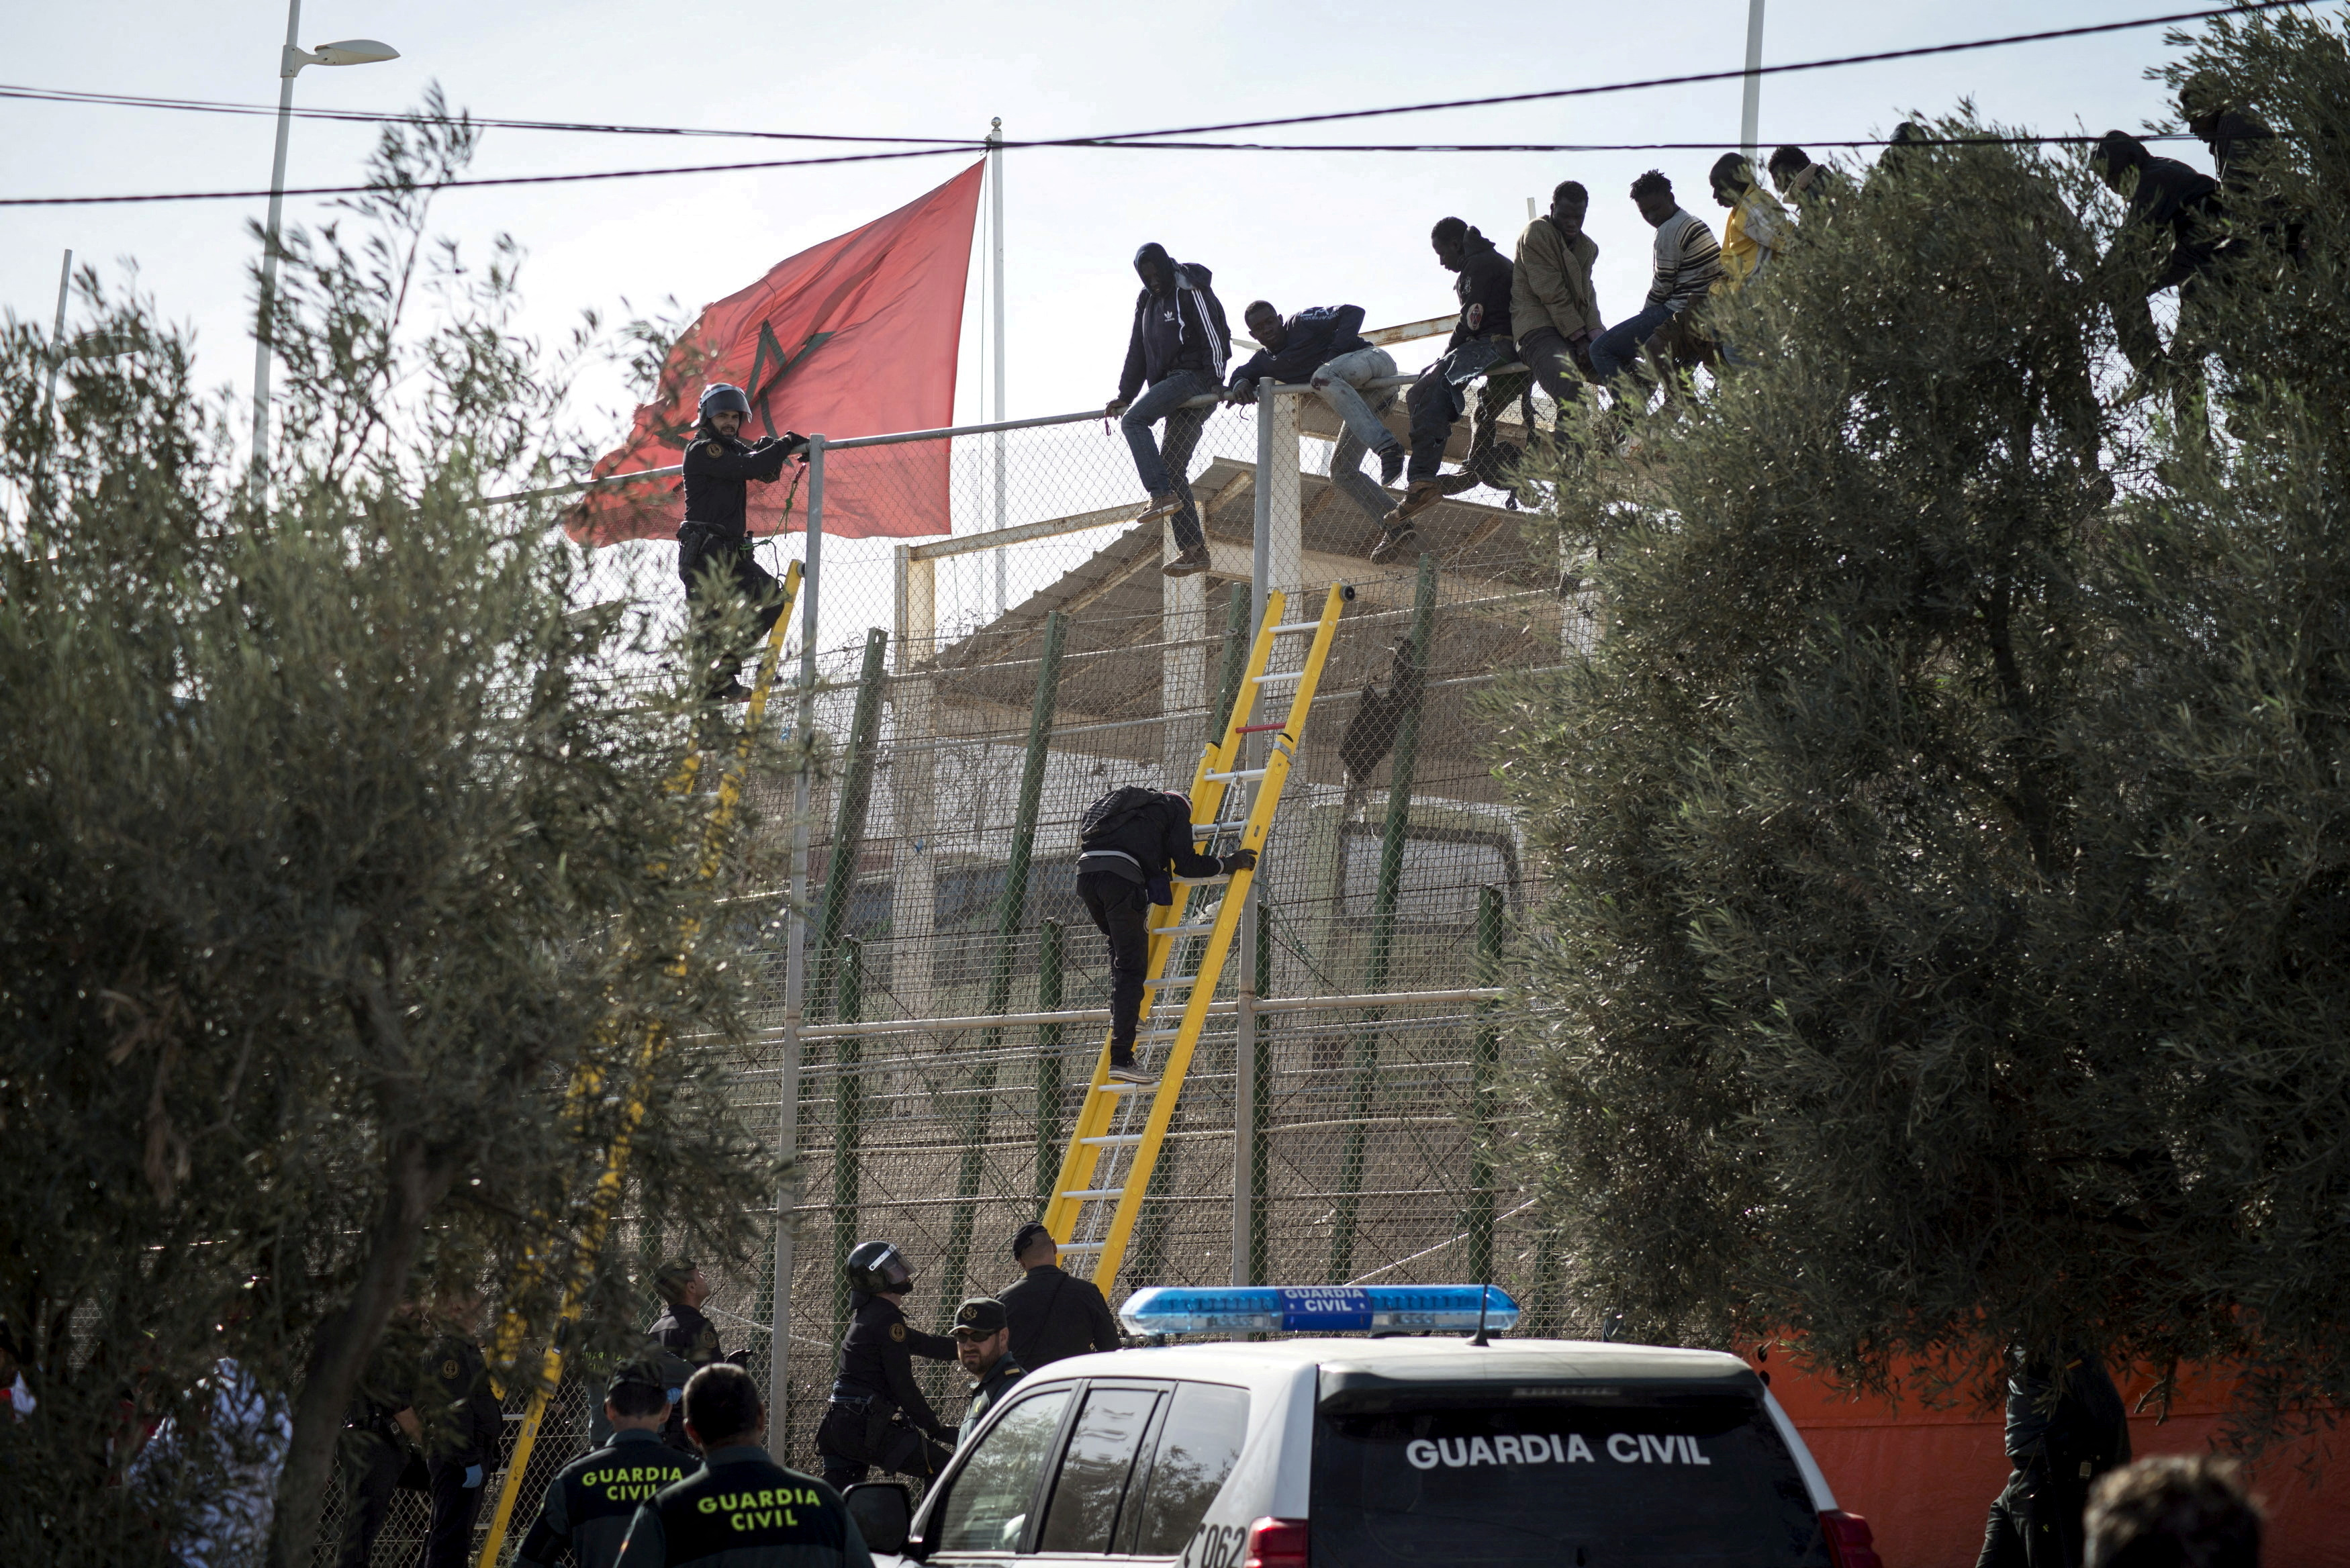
[0,1,2306,209]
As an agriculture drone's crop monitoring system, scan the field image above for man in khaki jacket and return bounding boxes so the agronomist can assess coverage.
[1511,180,1603,417]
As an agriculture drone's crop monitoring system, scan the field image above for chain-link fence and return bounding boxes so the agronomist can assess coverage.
[318,374,1597,1561]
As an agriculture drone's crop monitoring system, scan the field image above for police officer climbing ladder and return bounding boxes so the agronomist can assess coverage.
[678,383,807,702]
[816,1241,959,1489]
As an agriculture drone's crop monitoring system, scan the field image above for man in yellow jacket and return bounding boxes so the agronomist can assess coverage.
[1709,153,1788,295]
[1511,179,1603,423]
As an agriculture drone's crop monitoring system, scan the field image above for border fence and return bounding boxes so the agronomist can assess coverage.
[318,371,1601,1563]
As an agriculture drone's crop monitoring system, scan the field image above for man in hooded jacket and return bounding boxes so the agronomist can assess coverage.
[1380,217,1524,562]
[1106,244,1231,579]
[1228,299,1405,531]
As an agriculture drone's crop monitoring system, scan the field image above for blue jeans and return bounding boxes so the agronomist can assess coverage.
[1309,346,1400,527]
[1121,370,1217,550]
[1589,301,1677,383]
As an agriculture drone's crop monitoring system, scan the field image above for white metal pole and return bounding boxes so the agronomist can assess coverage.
[250,0,305,503]
[769,436,823,1433]
[1740,0,1767,163]
[989,118,1008,617]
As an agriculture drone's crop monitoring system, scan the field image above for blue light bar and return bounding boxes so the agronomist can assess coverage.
[1119,1285,1521,1336]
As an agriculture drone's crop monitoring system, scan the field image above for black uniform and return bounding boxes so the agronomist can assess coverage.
[615,1445,874,1568]
[963,1355,1025,1442]
[678,431,794,692]
[1405,228,1526,491]
[1075,791,1227,1055]
[333,1342,424,1568]
[421,1332,506,1568]
[647,1301,726,1454]
[518,1426,695,1568]
[815,1292,959,1489]
[1974,1348,2131,1568]
[997,1265,1121,1371]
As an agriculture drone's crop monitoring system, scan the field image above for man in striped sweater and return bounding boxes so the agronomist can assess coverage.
[1589,170,1722,385]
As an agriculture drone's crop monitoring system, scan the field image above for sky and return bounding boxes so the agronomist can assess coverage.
[2,0,2204,445]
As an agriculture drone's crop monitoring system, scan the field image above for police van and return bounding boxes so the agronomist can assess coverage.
[845,1285,1883,1568]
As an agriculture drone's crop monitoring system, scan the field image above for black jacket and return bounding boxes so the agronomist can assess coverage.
[680,431,792,538]
[1227,305,1370,396]
[966,1356,1025,1434]
[649,1301,726,1451]
[1118,244,1232,399]
[830,1293,958,1438]
[2101,132,2224,293]
[519,1428,694,1568]
[1076,793,1224,885]
[614,1446,872,1568]
[1446,231,1515,350]
[2003,1348,2130,1479]
[422,1334,504,1469]
[997,1265,1121,1371]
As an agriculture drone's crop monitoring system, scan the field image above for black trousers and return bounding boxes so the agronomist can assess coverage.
[1076,870,1153,1052]
[1404,358,1530,490]
[816,1404,952,1491]
[1975,1466,2090,1568]
[423,1457,486,1568]
[333,1429,408,1568]
[679,529,786,689]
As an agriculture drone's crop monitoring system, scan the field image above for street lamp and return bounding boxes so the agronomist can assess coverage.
[248,1,399,500]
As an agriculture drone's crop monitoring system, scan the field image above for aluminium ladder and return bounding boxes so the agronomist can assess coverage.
[1042,583,1349,1291]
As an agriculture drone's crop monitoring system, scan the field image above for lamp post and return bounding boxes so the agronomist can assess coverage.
[248,0,399,501]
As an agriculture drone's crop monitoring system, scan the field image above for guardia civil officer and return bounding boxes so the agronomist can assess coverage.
[1075,786,1256,1083]
[647,1260,728,1454]
[679,385,805,701]
[518,1361,694,1568]
[948,1297,1022,1448]
[815,1241,959,1489]
[614,1363,873,1568]
[998,1222,1119,1371]
[420,1289,506,1568]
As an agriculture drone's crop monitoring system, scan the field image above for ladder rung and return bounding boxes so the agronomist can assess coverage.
[1252,670,1305,685]
[1172,873,1231,886]
[1061,1187,1125,1201]
[1270,620,1325,634]
[1143,975,1198,988]
[1081,1134,1145,1146]
[1095,1079,1157,1094]
[1204,769,1268,782]
[1151,920,1215,935]
[1191,820,1248,834]
[1057,1241,1105,1253]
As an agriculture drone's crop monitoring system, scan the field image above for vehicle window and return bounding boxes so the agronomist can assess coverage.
[1038,1385,1163,1553]
[935,1389,1073,1555]
[1311,1399,1830,1568]
[1123,1383,1252,1555]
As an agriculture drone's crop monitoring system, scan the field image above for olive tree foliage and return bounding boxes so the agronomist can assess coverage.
[1496,13,2350,1433]
[0,101,784,1563]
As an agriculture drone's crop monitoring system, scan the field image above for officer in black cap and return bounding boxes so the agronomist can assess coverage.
[949,1297,1022,1448]
[679,385,806,702]
[815,1241,959,1489]
[518,1361,694,1568]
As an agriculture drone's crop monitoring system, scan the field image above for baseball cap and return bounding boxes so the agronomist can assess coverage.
[951,1297,1008,1338]
[1010,1222,1054,1259]
[605,1359,671,1402]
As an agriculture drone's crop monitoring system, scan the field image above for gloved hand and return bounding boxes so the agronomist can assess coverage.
[1227,381,1258,405]
[463,1463,484,1489]
[778,430,810,456]
[1221,848,1258,875]
[1104,397,1130,419]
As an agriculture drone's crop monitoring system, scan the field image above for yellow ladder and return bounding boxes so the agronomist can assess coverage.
[476,560,801,1568]
[1043,583,1347,1291]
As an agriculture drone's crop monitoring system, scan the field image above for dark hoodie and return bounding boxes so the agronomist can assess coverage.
[1118,242,1233,400]
[1445,228,1514,350]
[1226,304,1371,395]
[2096,130,2223,293]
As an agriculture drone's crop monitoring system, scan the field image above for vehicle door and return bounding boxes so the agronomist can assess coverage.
[1031,1379,1254,1568]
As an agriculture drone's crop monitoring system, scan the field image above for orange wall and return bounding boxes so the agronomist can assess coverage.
[1749,1349,2348,1568]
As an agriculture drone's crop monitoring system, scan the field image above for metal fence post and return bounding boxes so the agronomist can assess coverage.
[1035,919,1066,1202]
[1466,885,1504,1287]
[815,628,890,1021]
[1329,551,1438,1283]
[767,434,823,1430]
[831,936,864,1332]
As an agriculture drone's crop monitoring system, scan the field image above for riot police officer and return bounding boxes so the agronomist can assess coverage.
[815,1241,959,1489]
[679,385,805,701]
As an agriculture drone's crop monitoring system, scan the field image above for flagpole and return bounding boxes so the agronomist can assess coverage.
[988,117,1007,618]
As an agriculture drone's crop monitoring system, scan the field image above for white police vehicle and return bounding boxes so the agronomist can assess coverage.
[845,1285,1883,1568]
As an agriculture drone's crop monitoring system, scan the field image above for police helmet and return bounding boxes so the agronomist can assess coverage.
[698,383,753,422]
[845,1240,915,1296]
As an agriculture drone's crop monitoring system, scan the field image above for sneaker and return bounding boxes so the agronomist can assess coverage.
[1135,491,1182,524]
[1161,542,1211,578]
[1368,525,1418,565]
[1107,1055,1158,1086]
[1376,442,1406,486]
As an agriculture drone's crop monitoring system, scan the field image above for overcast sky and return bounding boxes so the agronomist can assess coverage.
[5,0,2193,456]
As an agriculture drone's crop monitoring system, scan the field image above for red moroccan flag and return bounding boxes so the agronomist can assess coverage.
[567,161,984,544]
